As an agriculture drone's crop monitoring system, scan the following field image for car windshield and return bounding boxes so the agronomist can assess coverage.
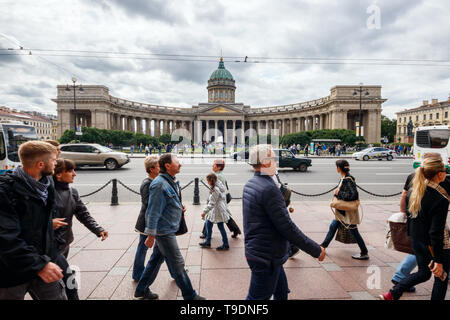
[94,145,113,153]
[361,148,374,153]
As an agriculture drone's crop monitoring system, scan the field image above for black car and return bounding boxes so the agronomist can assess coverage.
[274,149,312,172]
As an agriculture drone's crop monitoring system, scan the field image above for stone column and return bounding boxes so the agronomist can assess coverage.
[214,120,218,142]
[205,120,210,142]
[232,120,236,145]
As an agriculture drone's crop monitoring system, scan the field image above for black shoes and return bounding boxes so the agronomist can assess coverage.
[216,245,229,251]
[133,290,159,300]
[351,253,369,260]
[199,234,206,239]
[391,280,416,292]
[199,242,211,248]
[193,295,206,300]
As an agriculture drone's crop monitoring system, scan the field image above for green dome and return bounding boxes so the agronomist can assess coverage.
[209,58,234,81]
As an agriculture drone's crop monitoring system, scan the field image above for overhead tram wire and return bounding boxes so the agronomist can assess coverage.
[2,47,450,64]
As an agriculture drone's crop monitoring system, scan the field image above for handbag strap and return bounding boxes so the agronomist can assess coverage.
[426,180,450,202]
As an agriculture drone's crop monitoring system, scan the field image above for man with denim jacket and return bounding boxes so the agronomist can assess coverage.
[134,154,205,300]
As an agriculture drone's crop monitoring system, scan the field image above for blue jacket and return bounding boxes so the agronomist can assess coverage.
[243,172,322,266]
[145,173,183,236]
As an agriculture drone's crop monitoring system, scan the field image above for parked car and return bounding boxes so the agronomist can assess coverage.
[60,143,130,170]
[231,149,249,161]
[352,147,395,161]
[274,149,312,172]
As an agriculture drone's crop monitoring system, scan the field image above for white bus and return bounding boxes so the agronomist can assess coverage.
[413,125,450,172]
[0,121,38,174]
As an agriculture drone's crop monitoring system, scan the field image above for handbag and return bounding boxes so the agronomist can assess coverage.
[160,174,188,236]
[225,181,232,204]
[389,220,414,254]
[335,223,357,244]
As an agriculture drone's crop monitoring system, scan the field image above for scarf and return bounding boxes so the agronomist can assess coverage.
[14,166,51,205]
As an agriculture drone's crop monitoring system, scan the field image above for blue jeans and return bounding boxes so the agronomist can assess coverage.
[135,234,197,300]
[391,239,449,300]
[132,234,148,281]
[205,220,229,247]
[392,254,417,283]
[246,260,290,300]
[322,220,368,254]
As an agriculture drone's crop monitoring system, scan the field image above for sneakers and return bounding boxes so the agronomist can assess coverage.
[351,253,369,260]
[378,291,393,300]
[193,295,206,300]
[199,242,211,248]
[289,246,300,259]
[216,245,229,251]
[133,290,159,300]
[391,280,416,292]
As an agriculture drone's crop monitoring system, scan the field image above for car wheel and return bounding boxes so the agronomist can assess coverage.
[363,155,369,161]
[105,158,118,170]
[299,163,308,172]
[387,155,393,161]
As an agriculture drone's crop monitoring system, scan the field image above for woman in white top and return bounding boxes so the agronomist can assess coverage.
[199,173,230,250]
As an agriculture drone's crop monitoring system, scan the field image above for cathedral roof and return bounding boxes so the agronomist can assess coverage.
[209,58,234,81]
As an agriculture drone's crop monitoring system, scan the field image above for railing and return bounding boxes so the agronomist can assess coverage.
[79,177,402,205]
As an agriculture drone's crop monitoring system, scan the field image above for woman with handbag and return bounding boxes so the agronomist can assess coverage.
[320,160,369,260]
[379,157,449,300]
[199,173,230,251]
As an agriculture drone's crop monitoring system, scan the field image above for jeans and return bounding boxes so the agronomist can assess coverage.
[322,220,368,254]
[132,234,149,281]
[205,221,229,247]
[246,260,290,300]
[135,233,197,300]
[390,239,449,300]
[0,278,67,300]
[392,254,417,283]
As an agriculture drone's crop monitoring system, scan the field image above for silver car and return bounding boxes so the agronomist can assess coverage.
[60,143,130,170]
[352,147,395,161]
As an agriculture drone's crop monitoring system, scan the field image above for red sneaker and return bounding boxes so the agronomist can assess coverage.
[378,291,393,300]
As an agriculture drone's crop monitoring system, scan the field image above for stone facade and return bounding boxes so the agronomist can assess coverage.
[54,60,385,143]
[396,98,450,143]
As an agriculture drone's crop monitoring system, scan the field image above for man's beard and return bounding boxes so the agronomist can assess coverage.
[41,163,54,176]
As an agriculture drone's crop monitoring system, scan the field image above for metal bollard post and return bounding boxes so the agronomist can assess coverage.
[111,179,119,206]
[193,177,200,205]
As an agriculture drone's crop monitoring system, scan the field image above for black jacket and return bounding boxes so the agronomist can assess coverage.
[53,179,104,249]
[407,187,449,264]
[336,174,359,201]
[242,172,322,266]
[0,172,59,288]
[135,177,152,234]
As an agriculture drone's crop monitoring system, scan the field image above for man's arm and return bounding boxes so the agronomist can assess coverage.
[72,188,105,236]
[144,182,166,236]
[263,184,322,259]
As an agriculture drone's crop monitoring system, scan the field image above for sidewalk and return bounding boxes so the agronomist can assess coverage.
[65,201,448,300]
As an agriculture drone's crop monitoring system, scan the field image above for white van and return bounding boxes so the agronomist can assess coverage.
[413,125,450,172]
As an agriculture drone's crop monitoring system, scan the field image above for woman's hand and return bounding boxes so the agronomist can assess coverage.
[431,262,444,278]
[52,218,68,230]
[201,212,205,219]
[334,188,340,196]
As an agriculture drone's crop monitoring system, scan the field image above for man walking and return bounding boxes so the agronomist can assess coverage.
[243,145,326,300]
[134,154,205,300]
[0,141,66,300]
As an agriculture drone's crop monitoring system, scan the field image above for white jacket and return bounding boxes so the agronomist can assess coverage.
[203,180,230,224]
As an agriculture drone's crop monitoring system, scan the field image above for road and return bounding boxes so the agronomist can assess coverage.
[72,157,413,203]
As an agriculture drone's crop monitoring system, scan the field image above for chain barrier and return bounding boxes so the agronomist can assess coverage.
[79,180,112,198]
[290,185,339,197]
[180,180,194,191]
[200,179,211,191]
[356,184,403,197]
[117,180,141,195]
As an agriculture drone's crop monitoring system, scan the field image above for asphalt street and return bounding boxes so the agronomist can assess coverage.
[72,157,413,203]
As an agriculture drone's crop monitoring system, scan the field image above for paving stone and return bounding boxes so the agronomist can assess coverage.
[108,266,129,276]
[348,291,376,300]
[321,263,343,272]
[68,249,125,272]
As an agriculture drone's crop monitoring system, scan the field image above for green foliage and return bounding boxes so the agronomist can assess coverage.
[381,115,397,143]
[159,133,172,145]
[59,127,159,146]
[280,129,361,146]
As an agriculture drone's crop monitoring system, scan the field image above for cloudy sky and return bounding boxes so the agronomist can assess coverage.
[1,0,449,119]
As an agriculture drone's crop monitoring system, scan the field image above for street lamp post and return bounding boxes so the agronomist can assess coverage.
[353,83,369,148]
[65,77,84,136]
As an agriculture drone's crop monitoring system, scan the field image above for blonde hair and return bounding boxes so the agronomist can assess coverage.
[19,141,57,168]
[144,155,159,173]
[408,158,445,217]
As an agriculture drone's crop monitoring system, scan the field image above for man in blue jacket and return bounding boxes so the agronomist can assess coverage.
[243,145,326,300]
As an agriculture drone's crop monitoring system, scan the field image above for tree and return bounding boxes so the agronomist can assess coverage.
[381,115,397,143]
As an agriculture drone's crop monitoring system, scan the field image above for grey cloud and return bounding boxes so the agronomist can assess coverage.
[8,85,43,98]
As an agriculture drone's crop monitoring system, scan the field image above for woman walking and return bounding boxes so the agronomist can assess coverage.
[199,173,230,251]
[379,157,449,300]
[320,160,369,260]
